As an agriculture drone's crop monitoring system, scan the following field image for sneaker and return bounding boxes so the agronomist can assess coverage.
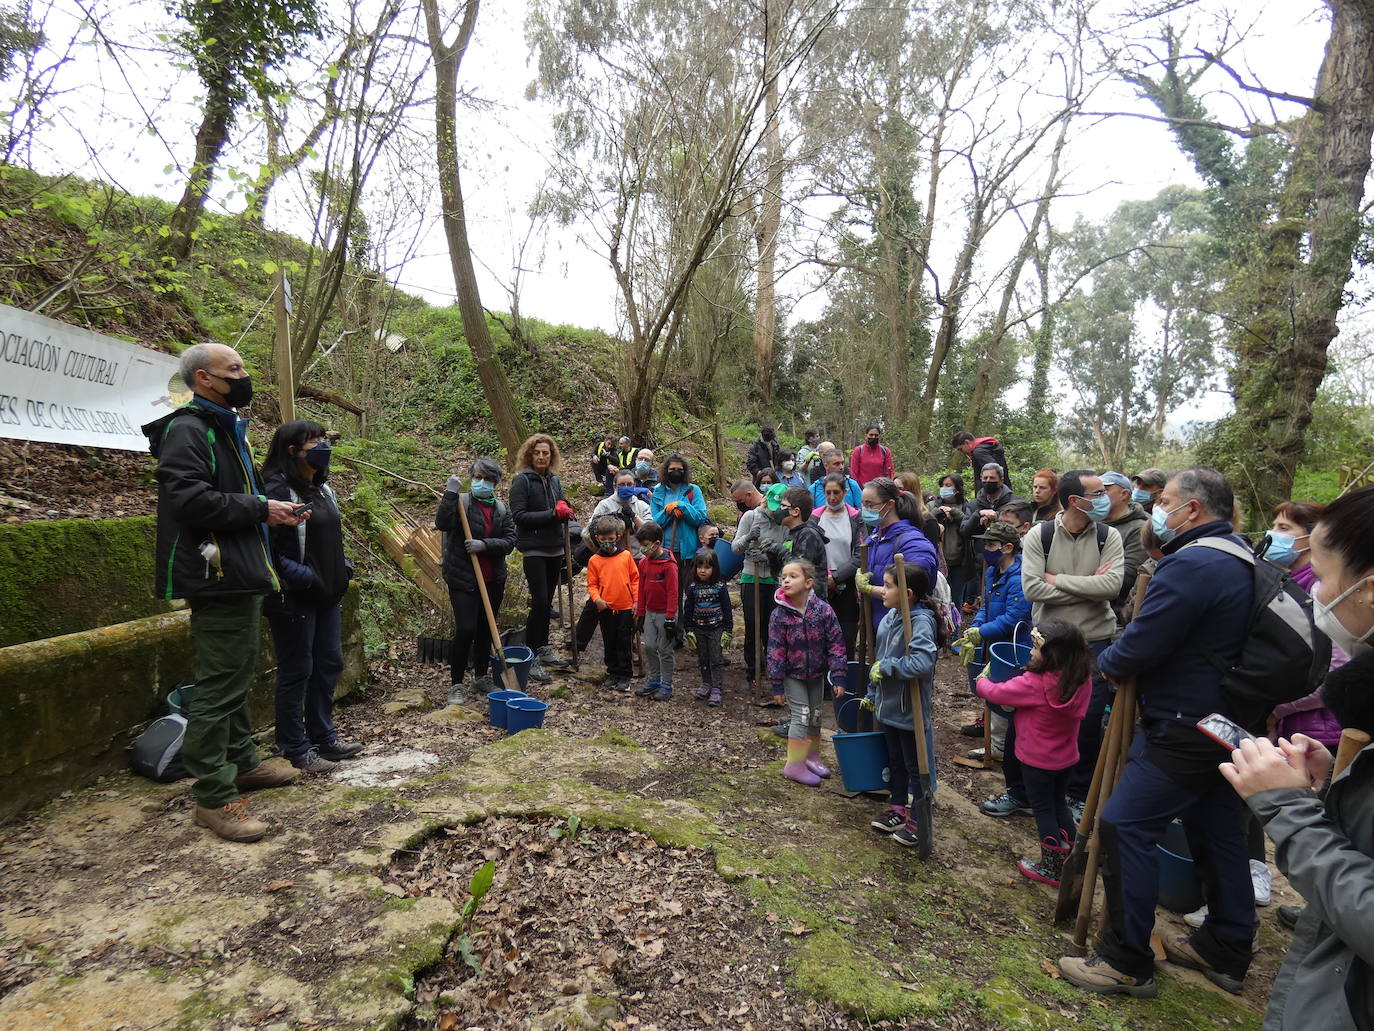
[960,716,985,738]
[193,796,269,842]
[771,721,788,738]
[471,675,496,695]
[980,792,1032,818]
[966,745,1003,762]
[695,683,711,700]
[871,808,906,833]
[1250,859,1272,906]
[446,682,471,707]
[234,761,299,791]
[1057,952,1157,998]
[317,739,364,761]
[653,683,673,701]
[538,645,570,669]
[610,677,633,693]
[1276,904,1302,930]
[528,661,552,684]
[1161,933,1245,995]
[892,814,932,857]
[707,687,722,706]
[1067,797,1086,827]
[292,748,340,775]
[635,679,660,697]
[1184,904,1209,929]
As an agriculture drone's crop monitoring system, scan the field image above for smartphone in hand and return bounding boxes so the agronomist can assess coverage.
[1196,713,1256,751]
[292,502,314,518]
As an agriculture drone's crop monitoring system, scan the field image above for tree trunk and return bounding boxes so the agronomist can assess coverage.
[163,90,233,263]
[752,4,783,405]
[1233,0,1374,515]
[1026,234,1054,427]
[423,0,528,463]
[913,206,982,449]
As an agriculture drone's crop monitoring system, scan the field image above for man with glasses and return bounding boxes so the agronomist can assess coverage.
[1015,470,1124,820]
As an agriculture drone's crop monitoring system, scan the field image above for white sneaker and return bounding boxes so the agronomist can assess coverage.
[1184,904,1208,929]
[1250,859,1272,907]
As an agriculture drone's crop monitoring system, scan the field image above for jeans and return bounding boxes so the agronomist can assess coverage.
[740,579,777,682]
[1097,733,1256,981]
[881,721,928,809]
[447,580,505,685]
[522,554,563,650]
[1066,639,1113,802]
[694,628,724,689]
[268,602,344,762]
[183,596,263,808]
[1020,760,1073,845]
[783,675,824,739]
[642,611,675,685]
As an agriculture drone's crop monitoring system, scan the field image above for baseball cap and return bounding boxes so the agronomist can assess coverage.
[1131,468,1167,488]
[1100,471,1132,490]
[973,522,1020,546]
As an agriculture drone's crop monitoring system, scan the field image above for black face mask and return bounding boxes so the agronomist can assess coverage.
[304,442,331,473]
[982,482,1000,495]
[736,500,750,514]
[761,430,774,441]
[667,470,685,484]
[213,373,254,408]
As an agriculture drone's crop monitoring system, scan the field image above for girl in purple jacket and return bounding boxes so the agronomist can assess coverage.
[766,558,848,787]
[976,617,1092,887]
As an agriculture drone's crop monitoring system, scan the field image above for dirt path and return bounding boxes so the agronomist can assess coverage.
[0,624,1287,1031]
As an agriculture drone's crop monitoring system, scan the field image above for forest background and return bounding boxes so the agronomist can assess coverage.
[3,0,1374,535]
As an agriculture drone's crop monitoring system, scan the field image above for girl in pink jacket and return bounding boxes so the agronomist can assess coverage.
[976,617,1092,886]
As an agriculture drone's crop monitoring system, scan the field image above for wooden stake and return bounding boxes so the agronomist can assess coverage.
[272,269,295,423]
[563,521,580,670]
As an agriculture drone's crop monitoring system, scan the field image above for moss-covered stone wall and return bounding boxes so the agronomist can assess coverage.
[0,584,365,823]
[0,516,176,647]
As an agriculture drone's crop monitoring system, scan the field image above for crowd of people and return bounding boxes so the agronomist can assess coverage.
[146,349,1372,1027]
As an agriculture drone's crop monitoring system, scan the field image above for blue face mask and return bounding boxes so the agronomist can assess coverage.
[1079,495,1111,522]
[982,547,1004,565]
[1131,487,1153,505]
[1264,531,1307,568]
[860,506,882,526]
[616,485,636,501]
[939,486,955,500]
[1151,501,1186,544]
[635,461,651,474]
[470,479,495,500]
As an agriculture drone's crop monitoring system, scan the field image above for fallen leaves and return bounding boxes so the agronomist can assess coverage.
[265,879,294,893]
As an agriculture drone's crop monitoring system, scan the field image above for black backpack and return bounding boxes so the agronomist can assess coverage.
[130,714,189,782]
[1182,537,1332,732]
[1039,519,1108,559]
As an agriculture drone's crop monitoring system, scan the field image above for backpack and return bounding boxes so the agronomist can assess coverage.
[130,714,189,782]
[1182,537,1332,733]
[1039,519,1108,561]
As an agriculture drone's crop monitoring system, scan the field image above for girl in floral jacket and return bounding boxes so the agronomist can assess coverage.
[766,557,848,786]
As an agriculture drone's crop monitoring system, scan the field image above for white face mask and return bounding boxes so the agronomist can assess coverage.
[782,461,795,471]
[1313,575,1374,657]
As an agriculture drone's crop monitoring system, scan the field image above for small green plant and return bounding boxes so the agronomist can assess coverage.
[548,814,582,840]
[454,859,496,977]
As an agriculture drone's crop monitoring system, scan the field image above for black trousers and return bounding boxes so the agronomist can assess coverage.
[448,580,506,684]
[739,580,777,682]
[1020,760,1073,845]
[522,554,563,650]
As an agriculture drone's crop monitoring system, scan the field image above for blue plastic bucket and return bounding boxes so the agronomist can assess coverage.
[834,693,874,734]
[833,731,890,793]
[987,623,1032,682]
[489,645,536,690]
[714,537,744,582]
[1157,820,1204,913]
[486,690,527,729]
[506,697,548,735]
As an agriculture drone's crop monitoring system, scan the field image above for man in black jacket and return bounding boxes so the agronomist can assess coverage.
[951,431,1013,490]
[142,342,307,843]
[746,425,784,477]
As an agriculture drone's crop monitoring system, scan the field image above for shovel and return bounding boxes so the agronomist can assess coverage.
[894,554,934,859]
[455,490,520,695]
[562,521,580,671]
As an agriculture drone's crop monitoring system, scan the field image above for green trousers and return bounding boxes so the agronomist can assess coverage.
[183,595,263,807]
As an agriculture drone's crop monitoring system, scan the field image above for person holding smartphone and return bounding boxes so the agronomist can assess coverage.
[262,420,363,776]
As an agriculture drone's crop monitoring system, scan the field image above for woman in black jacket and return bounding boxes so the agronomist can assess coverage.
[262,421,363,775]
[435,457,518,704]
[935,472,979,617]
[508,433,574,682]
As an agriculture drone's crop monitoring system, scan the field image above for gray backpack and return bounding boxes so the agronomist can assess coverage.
[130,714,188,782]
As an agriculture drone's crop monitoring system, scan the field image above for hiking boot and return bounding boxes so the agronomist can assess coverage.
[1162,933,1245,995]
[538,645,570,669]
[317,739,365,761]
[981,792,1031,818]
[528,661,552,684]
[695,683,712,700]
[1017,836,1069,887]
[653,682,673,701]
[193,796,269,843]
[961,715,985,738]
[292,748,339,775]
[871,808,906,833]
[1277,905,1302,930]
[708,687,722,706]
[1058,952,1156,998]
[235,761,299,791]
[772,721,788,738]
[635,679,660,697]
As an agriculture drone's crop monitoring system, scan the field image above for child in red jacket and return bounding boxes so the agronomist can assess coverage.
[634,521,679,701]
[976,617,1092,886]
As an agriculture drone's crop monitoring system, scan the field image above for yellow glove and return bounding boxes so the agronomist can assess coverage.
[869,661,882,684]
[964,626,983,647]
[979,663,992,681]
[721,632,732,649]
[860,696,876,712]
[854,571,873,595]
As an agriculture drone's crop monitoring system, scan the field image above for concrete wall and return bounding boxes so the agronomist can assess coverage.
[0,516,367,823]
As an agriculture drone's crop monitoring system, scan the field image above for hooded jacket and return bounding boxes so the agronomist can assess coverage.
[635,550,679,619]
[765,589,846,688]
[746,435,784,476]
[968,436,1012,489]
[867,605,937,733]
[969,555,1032,665]
[732,505,789,582]
[864,519,938,628]
[769,519,830,600]
[809,475,862,510]
[650,481,708,560]
[1105,501,1149,619]
[435,490,517,590]
[143,399,277,601]
[976,669,1092,770]
[959,483,1026,537]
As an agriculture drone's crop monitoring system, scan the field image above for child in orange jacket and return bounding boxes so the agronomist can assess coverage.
[586,515,639,692]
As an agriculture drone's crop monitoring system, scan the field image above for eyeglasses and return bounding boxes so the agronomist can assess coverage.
[1081,488,1107,498]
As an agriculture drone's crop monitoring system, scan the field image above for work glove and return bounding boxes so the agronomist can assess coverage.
[554,500,574,521]
[664,619,676,636]
[745,547,769,565]
[870,661,883,684]
[957,639,977,667]
[979,663,992,681]
[464,539,486,553]
[963,626,983,647]
[721,632,732,649]
[854,570,873,595]
[446,475,463,494]
[859,696,876,713]
[685,631,698,650]
[665,500,682,518]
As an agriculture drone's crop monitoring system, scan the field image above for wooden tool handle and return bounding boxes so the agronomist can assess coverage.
[1334,728,1371,779]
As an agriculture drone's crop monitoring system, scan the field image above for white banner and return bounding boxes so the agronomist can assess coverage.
[0,304,187,452]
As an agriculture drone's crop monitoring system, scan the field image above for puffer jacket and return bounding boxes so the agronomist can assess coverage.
[509,468,567,556]
[968,556,1032,665]
[435,490,517,591]
[867,605,937,733]
[864,519,937,628]
[143,399,277,600]
[765,589,846,689]
[1250,649,1374,1030]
